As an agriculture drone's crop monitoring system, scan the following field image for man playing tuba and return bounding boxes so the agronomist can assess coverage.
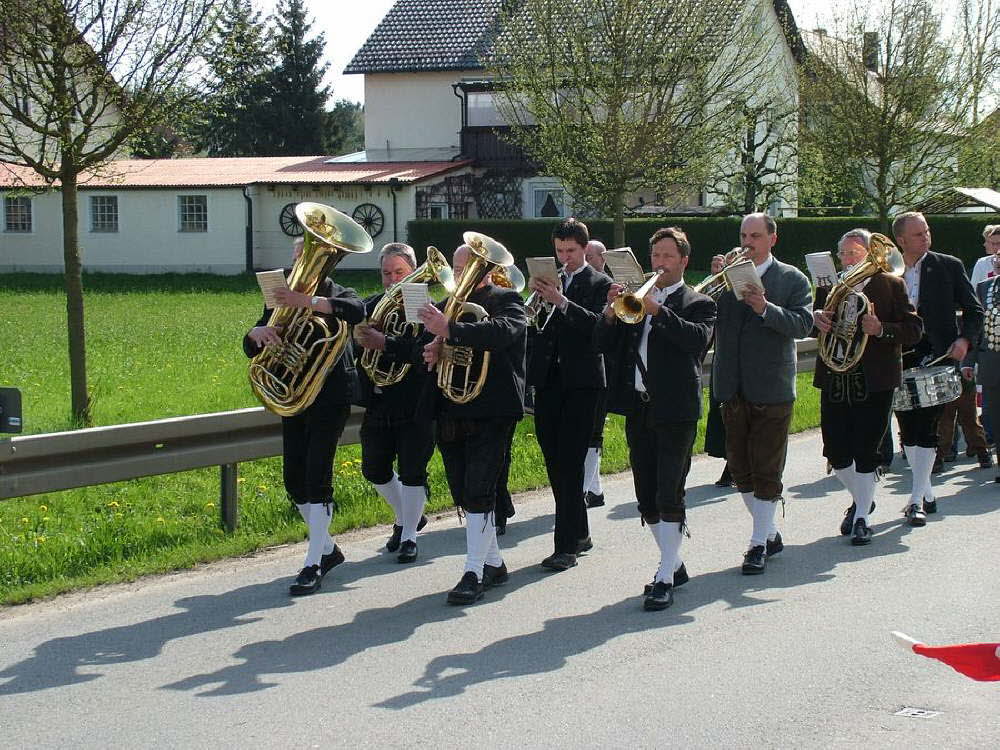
[813,229,922,545]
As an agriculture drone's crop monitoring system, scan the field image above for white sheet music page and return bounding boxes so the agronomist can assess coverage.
[401,282,431,323]
[805,252,838,288]
[602,248,645,287]
[526,256,559,286]
[256,269,289,308]
[724,260,763,298]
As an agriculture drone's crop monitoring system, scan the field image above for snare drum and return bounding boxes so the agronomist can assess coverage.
[892,365,962,411]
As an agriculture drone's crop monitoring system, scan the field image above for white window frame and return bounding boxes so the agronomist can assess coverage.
[89,195,119,233]
[177,194,208,232]
[4,196,32,233]
[428,202,449,220]
[532,186,567,218]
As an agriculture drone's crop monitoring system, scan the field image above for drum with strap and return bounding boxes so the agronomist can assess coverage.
[892,365,962,411]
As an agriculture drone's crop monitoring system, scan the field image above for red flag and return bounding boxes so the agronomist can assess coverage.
[892,632,1000,682]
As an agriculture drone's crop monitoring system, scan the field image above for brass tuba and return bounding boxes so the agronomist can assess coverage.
[817,233,905,373]
[437,232,515,404]
[693,247,751,299]
[358,246,456,387]
[249,202,372,416]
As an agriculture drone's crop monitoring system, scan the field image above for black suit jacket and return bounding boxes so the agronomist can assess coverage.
[527,264,613,390]
[354,291,430,416]
[595,284,716,423]
[430,284,528,421]
[243,277,365,407]
[911,251,984,361]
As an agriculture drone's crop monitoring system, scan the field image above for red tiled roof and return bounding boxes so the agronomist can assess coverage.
[0,157,472,189]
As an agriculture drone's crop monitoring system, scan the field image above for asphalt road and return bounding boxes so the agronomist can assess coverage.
[1,429,998,749]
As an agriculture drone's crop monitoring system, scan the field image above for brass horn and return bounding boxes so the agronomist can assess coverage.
[693,247,751,299]
[611,271,663,324]
[817,233,905,373]
[249,202,372,416]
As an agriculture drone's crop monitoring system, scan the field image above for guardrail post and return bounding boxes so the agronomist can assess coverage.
[220,463,238,532]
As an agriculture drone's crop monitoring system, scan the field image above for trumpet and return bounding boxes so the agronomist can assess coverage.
[525,269,565,330]
[693,247,751,299]
[611,271,663,324]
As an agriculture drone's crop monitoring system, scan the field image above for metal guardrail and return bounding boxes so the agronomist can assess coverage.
[0,340,819,530]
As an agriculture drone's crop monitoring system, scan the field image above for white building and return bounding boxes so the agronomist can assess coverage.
[0,157,471,273]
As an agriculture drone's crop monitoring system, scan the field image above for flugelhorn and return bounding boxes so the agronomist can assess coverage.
[249,202,372,416]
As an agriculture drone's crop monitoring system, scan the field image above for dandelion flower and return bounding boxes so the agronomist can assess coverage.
[115,512,124,519]
[42,516,51,522]
[20,517,29,524]
[39,504,48,512]
[36,536,46,543]
[156,517,165,523]
[107,501,120,508]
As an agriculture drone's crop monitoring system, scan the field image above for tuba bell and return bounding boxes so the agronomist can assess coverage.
[817,233,905,373]
[436,231,515,404]
[249,202,373,416]
[358,246,455,387]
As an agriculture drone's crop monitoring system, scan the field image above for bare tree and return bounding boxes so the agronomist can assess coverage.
[488,0,789,246]
[799,0,974,231]
[0,0,214,424]
[955,0,1000,187]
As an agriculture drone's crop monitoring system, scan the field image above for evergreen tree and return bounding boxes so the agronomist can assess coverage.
[324,100,364,156]
[199,0,272,156]
[263,0,330,155]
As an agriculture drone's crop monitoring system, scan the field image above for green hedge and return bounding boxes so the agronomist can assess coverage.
[407,215,1000,272]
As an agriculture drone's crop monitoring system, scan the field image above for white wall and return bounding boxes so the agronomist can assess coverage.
[364,70,481,151]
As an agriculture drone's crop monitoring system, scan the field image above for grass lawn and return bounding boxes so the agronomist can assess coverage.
[0,271,820,604]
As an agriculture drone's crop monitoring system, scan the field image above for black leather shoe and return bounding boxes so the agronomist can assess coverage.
[644,563,689,595]
[715,465,734,487]
[576,537,594,554]
[319,545,345,576]
[978,451,995,469]
[851,518,872,545]
[397,540,418,563]
[741,545,766,575]
[386,525,403,553]
[840,502,876,536]
[932,457,944,474]
[643,580,674,611]
[904,503,927,526]
[446,571,484,605]
[766,531,784,557]
[923,498,937,514]
[585,491,605,508]
[289,565,322,596]
[541,552,578,571]
[483,562,509,588]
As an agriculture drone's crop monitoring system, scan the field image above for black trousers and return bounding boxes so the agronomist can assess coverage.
[495,440,515,520]
[534,385,601,554]
[820,387,894,474]
[624,399,697,523]
[360,410,435,487]
[896,405,944,449]
[281,403,351,505]
[704,397,726,458]
[589,390,608,449]
[437,418,517,514]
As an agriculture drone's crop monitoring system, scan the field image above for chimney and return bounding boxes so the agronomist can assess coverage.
[863,32,880,73]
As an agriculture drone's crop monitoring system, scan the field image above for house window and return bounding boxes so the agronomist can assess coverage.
[4,196,32,232]
[90,196,119,232]
[178,195,208,232]
[429,202,449,220]
[533,188,566,218]
[466,92,506,127]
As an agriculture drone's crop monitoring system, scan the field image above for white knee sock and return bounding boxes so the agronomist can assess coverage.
[399,483,426,543]
[750,498,777,549]
[374,474,404,525]
[853,471,876,524]
[647,521,663,579]
[584,447,602,494]
[741,491,754,515]
[463,512,493,580]
[904,446,935,503]
[655,522,683,584]
[297,503,333,555]
[744,491,777,542]
[305,503,333,567]
[833,462,857,497]
[485,516,503,567]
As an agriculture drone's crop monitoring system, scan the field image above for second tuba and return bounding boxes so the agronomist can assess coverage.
[358,246,456,387]
[437,232,515,404]
[249,202,372,416]
[817,233,904,373]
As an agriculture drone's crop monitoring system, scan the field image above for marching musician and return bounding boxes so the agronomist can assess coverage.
[353,243,432,563]
[892,212,984,524]
[711,213,813,575]
[963,270,1000,484]
[419,243,527,605]
[527,218,612,571]
[595,227,715,610]
[812,229,921,545]
[583,239,610,507]
[243,237,365,595]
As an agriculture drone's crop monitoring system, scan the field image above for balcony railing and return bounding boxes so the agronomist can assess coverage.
[460,126,534,170]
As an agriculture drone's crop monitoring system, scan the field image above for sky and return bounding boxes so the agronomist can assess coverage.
[260,0,839,105]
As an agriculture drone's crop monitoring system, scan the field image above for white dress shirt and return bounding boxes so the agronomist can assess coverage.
[634,279,685,392]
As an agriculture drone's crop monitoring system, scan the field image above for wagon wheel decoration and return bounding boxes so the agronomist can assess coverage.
[278,203,304,236]
[352,203,385,239]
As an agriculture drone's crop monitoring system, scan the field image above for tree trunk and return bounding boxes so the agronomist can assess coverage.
[61,169,90,425]
[613,191,625,248]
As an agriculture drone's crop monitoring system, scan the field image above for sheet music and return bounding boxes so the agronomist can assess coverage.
[724,260,763,299]
[602,248,645,287]
[805,251,838,288]
[526,256,559,286]
[401,282,431,323]
[256,269,289,309]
